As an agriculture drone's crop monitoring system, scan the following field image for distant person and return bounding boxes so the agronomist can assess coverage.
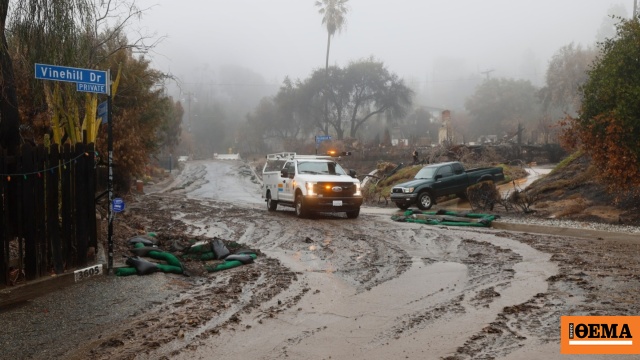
[412,149,419,164]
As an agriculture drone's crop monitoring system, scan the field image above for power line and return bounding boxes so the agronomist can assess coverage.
[180,82,281,87]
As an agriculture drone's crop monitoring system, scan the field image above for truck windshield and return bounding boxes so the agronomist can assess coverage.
[415,167,437,179]
[298,161,347,175]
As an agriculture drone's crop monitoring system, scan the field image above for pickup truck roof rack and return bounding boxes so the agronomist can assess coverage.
[265,152,332,160]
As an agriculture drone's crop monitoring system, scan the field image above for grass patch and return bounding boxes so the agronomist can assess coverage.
[363,164,421,203]
[550,150,582,175]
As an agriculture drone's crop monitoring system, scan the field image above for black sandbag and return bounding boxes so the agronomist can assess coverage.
[130,246,163,257]
[234,248,258,256]
[125,256,159,275]
[127,235,158,246]
[211,238,230,259]
[224,254,254,265]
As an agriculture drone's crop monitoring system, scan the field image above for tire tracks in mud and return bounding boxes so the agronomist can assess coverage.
[85,160,589,359]
[140,191,557,359]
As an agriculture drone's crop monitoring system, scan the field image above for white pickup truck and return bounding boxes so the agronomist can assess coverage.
[261,152,363,218]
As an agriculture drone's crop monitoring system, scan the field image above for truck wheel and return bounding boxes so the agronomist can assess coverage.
[295,194,307,218]
[346,208,360,219]
[417,191,434,210]
[395,203,410,210]
[266,192,278,211]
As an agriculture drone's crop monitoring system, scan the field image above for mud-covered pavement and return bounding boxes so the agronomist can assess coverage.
[2,159,640,360]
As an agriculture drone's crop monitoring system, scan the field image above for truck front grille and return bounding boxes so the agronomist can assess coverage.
[314,182,356,197]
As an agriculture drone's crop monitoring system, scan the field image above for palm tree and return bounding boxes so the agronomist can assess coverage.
[315,0,349,72]
[315,0,349,135]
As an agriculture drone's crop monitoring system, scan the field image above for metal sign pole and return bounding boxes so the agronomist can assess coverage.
[106,69,114,274]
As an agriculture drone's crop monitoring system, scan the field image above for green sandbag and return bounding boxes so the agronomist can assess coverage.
[156,264,184,274]
[132,240,182,268]
[115,267,138,276]
[182,252,216,261]
[117,241,184,275]
[148,250,182,268]
[393,210,497,227]
[205,254,257,273]
[116,263,183,276]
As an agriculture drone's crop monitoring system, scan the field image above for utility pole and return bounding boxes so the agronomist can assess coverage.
[634,0,638,19]
[184,92,195,133]
[480,69,495,80]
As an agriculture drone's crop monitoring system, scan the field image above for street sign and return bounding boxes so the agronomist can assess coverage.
[77,82,108,94]
[112,198,125,213]
[97,101,108,124]
[35,63,109,94]
[315,135,332,144]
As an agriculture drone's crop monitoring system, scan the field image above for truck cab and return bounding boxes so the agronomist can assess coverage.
[262,152,363,218]
[390,161,504,210]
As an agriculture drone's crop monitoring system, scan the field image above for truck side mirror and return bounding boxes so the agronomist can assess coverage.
[280,169,288,178]
[348,169,357,178]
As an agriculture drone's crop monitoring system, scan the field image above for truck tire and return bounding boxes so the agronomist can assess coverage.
[395,203,410,210]
[346,208,360,219]
[266,192,278,211]
[295,194,307,218]
[477,177,494,184]
[417,191,434,210]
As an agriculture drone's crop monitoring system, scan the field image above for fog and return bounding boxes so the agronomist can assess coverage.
[136,0,631,92]
[130,0,632,155]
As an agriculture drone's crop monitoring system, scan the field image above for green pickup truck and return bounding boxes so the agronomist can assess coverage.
[390,161,505,210]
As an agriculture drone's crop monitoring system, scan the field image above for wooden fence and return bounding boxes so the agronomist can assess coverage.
[0,143,97,286]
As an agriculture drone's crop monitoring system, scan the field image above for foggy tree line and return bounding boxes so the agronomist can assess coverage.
[227,1,629,154]
[237,58,413,153]
[234,41,598,153]
[180,2,620,156]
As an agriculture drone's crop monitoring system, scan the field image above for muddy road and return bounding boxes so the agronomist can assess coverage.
[4,159,640,360]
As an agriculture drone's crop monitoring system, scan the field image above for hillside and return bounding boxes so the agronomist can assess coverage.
[526,153,640,225]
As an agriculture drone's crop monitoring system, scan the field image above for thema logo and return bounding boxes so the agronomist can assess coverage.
[561,316,640,354]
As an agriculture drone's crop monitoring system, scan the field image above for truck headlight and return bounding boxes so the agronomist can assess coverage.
[402,187,414,194]
[354,182,361,196]
[306,182,317,196]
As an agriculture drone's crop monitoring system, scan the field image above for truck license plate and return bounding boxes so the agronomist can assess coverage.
[333,200,343,206]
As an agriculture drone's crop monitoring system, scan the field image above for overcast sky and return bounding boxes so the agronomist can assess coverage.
[134,0,632,95]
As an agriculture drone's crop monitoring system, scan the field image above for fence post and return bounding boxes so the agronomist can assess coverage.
[35,145,47,277]
[21,144,38,280]
[48,145,63,274]
[61,144,73,267]
[87,143,97,252]
[75,143,88,267]
[0,146,7,285]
